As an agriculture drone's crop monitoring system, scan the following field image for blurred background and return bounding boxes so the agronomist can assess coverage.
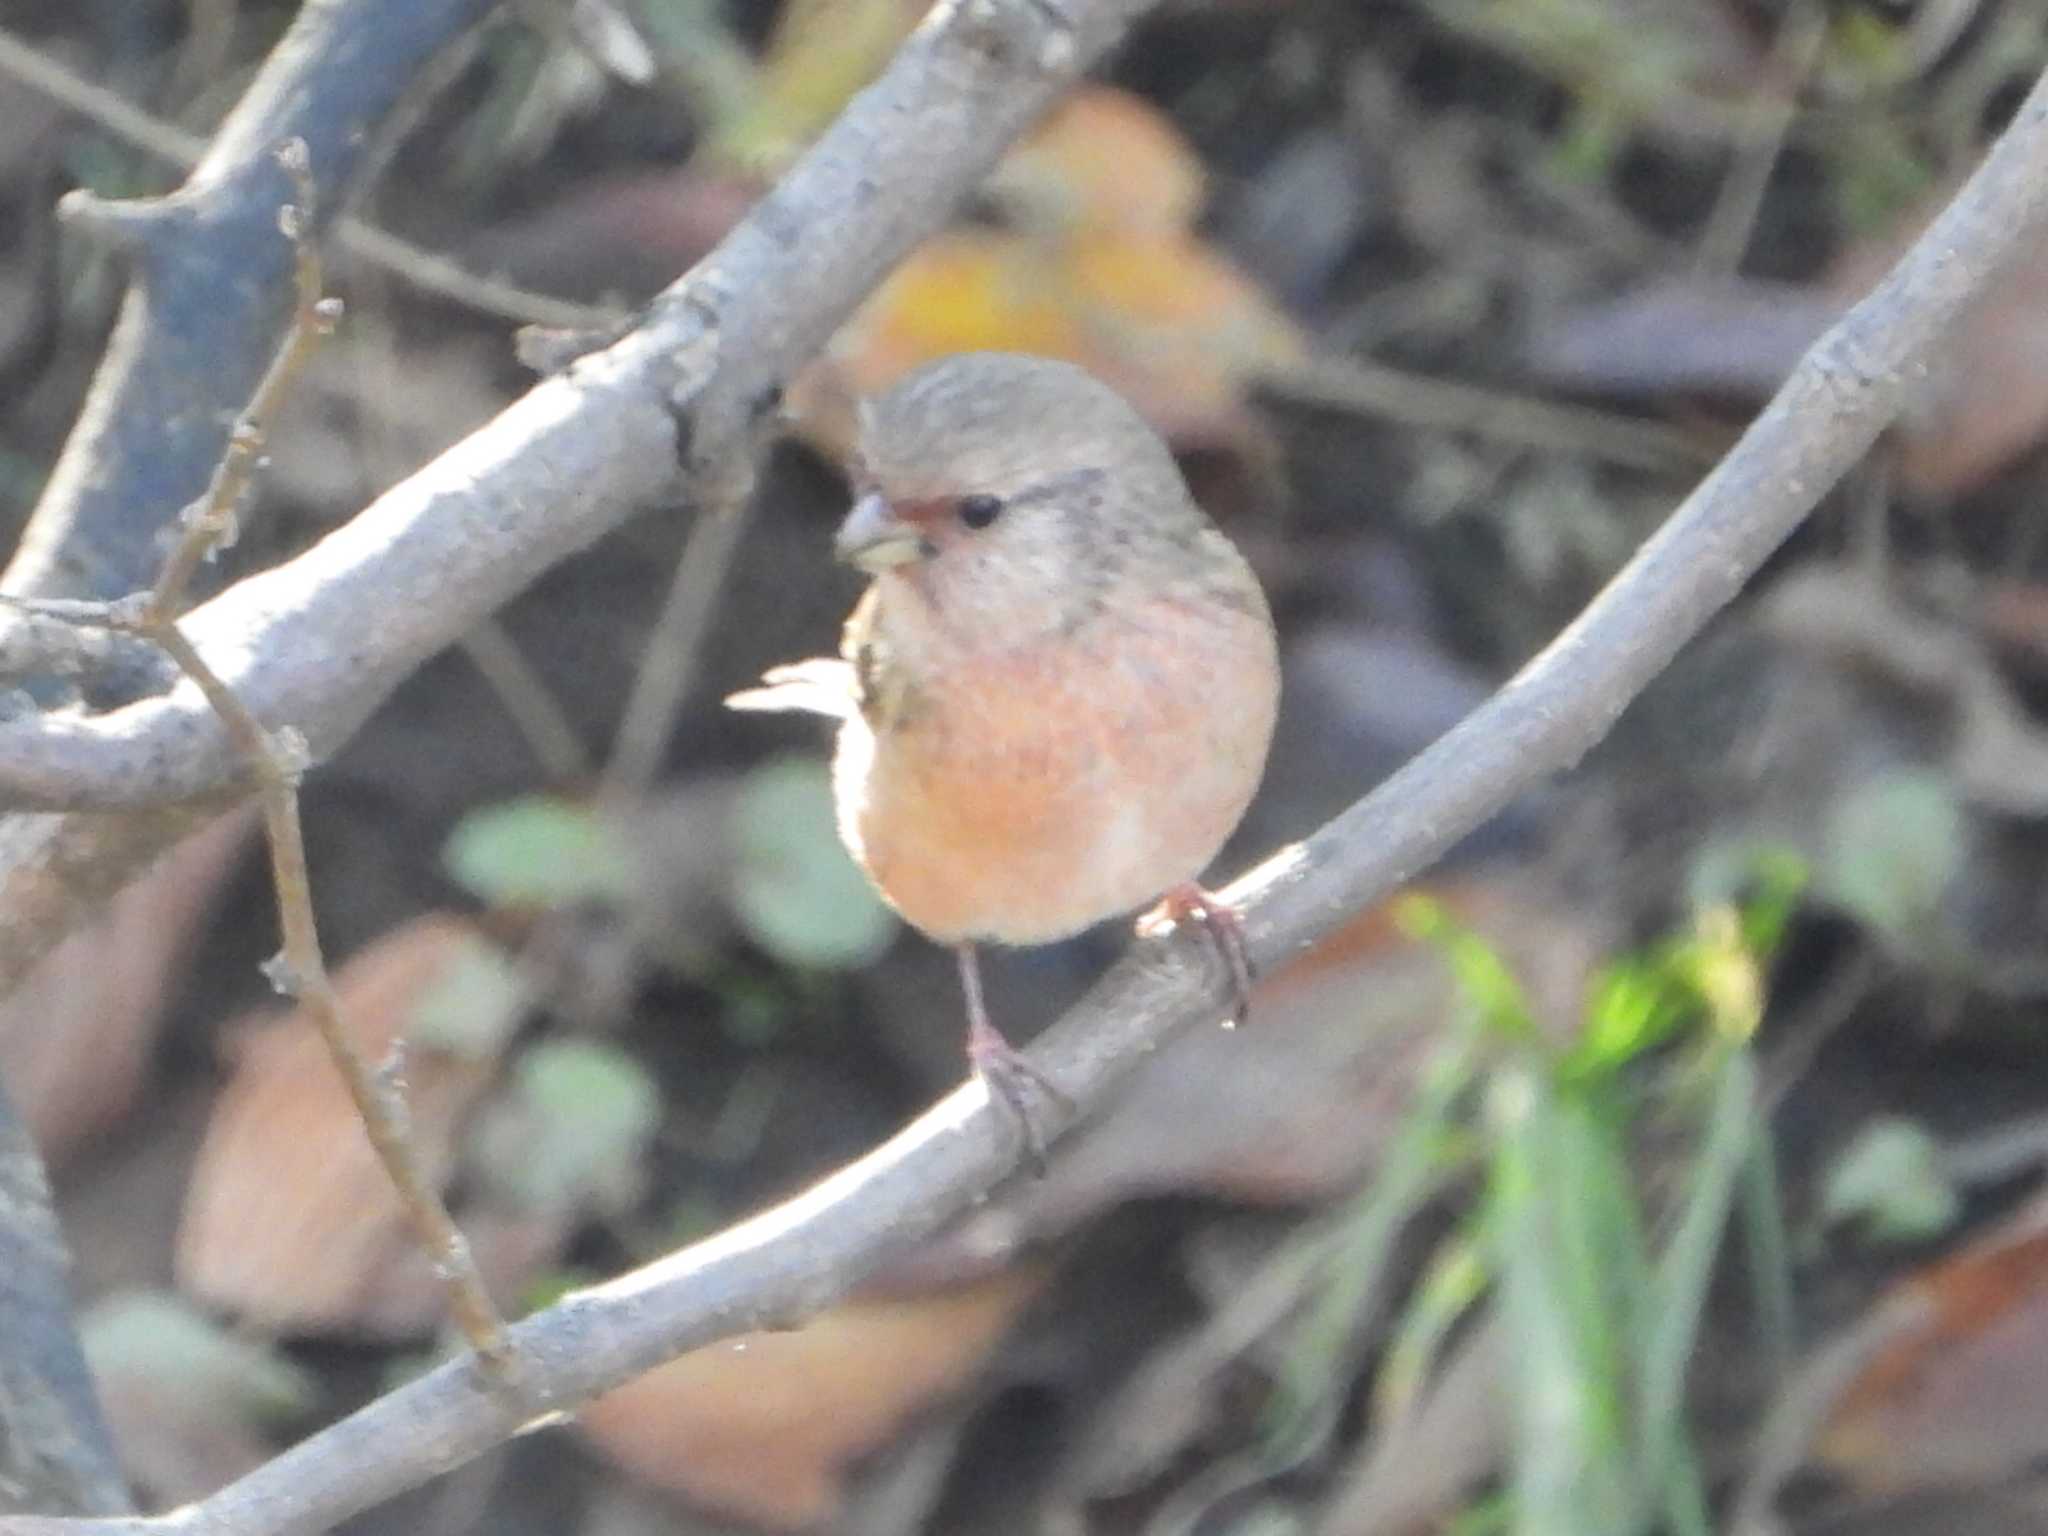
[6,1,2048,1533]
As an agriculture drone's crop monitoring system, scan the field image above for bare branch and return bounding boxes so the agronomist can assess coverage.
[18,136,523,1385]
[1,53,2046,1536]
[0,27,624,333]
[135,150,519,1380]
[0,0,1150,992]
[0,3,509,1519]
[148,146,341,618]
[4,0,504,603]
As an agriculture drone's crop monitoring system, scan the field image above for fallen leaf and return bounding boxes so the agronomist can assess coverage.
[797,224,1306,459]
[578,1266,1048,1528]
[175,915,530,1338]
[1727,1194,2048,1531]
[1526,176,2048,498]
[987,87,1208,235]
[0,808,254,1163]
[1799,1200,2048,1504]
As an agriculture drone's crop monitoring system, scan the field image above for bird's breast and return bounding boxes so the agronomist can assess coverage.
[832,593,1278,945]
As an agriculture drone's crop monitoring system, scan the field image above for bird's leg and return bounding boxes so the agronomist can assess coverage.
[956,943,1069,1172]
[1137,883,1254,1026]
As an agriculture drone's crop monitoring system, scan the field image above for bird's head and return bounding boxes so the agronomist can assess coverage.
[834,354,1201,626]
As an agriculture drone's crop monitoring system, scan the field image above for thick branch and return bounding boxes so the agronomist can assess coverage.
[6,0,502,602]
[3,55,2048,1536]
[0,0,1149,990]
[0,1,503,1519]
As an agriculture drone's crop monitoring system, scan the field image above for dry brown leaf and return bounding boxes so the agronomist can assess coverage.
[175,915,521,1338]
[577,1266,1049,1529]
[0,808,255,1163]
[988,87,1208,235]
[1530,177,2048,499]
[791,81,1301,461]
[1731,1196,2048,1530]
[796,224,1305,460]
[1817,1210,2048,1494]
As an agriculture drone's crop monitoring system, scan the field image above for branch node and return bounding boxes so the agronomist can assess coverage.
[514,321,628,376]
[268,725,312,780]
[55,188,176,260]
[259,950,302,998]
[274,134,312,181]
[101,592,153,632]
[376,1041,408,1095]
[949,0,1078,73]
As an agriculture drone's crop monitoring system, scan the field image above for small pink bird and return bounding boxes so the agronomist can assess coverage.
[732,353,1279,1153]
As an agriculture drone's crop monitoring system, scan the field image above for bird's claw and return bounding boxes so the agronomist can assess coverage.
[1139,884,1255,1026]
[968,1028,1070,1177]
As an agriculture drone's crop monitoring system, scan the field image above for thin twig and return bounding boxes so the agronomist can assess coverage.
[36,142,521,1384]
[0,25,623,332]
[143,627,518,1381]
[149,150,333,615]
[1693,3,1828,275]
[338,220,595,785]
[0,600,166,687]
[602,496,755,797]
[458,620,594,783]
[1262,353,1721,473]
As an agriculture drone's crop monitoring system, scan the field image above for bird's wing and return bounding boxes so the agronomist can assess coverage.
[724,657,860,719]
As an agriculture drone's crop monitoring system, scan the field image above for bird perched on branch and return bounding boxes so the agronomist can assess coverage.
[730,352,1279,1159]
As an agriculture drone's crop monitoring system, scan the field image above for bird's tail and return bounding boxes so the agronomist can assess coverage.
[724,657,859,719]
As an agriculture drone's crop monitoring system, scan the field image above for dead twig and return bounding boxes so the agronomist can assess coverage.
[1261,353,1721,473]
[0,25,623,333]
[24,141,519,1387]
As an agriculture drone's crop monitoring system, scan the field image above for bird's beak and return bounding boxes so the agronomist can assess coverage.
[834,491,926,573]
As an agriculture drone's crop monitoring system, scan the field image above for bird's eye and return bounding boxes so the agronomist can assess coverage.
[957,493,1003,530]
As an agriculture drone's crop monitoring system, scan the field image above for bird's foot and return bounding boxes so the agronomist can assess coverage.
[967,1017,1070,1177]
[1138,883,1254,1026]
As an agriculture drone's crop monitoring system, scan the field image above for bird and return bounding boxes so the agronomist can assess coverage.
[729,352,1280,1159]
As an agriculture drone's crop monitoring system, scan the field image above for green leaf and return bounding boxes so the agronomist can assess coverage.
[407,933,531,1057]
[442,796,639,908]
[1265,1026,1483,1459]
[730,757,898,969]
[1640,1049,1756,1509]
[83,1291,321,1426]
[472,1040,662,1218]
[1822,1116,1959,1243]
[1817,770,1963,945]
[1396,896,1537,1041]
[1485,1067,1639,1536]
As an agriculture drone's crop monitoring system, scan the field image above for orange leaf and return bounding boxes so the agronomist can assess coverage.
[990,86,1208,235]
[799,226,1305,457]
[1815,1208,2048,1494]
[0,809,253,1163]
[175,916,521,1338]
[579,1267,1048,1528]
